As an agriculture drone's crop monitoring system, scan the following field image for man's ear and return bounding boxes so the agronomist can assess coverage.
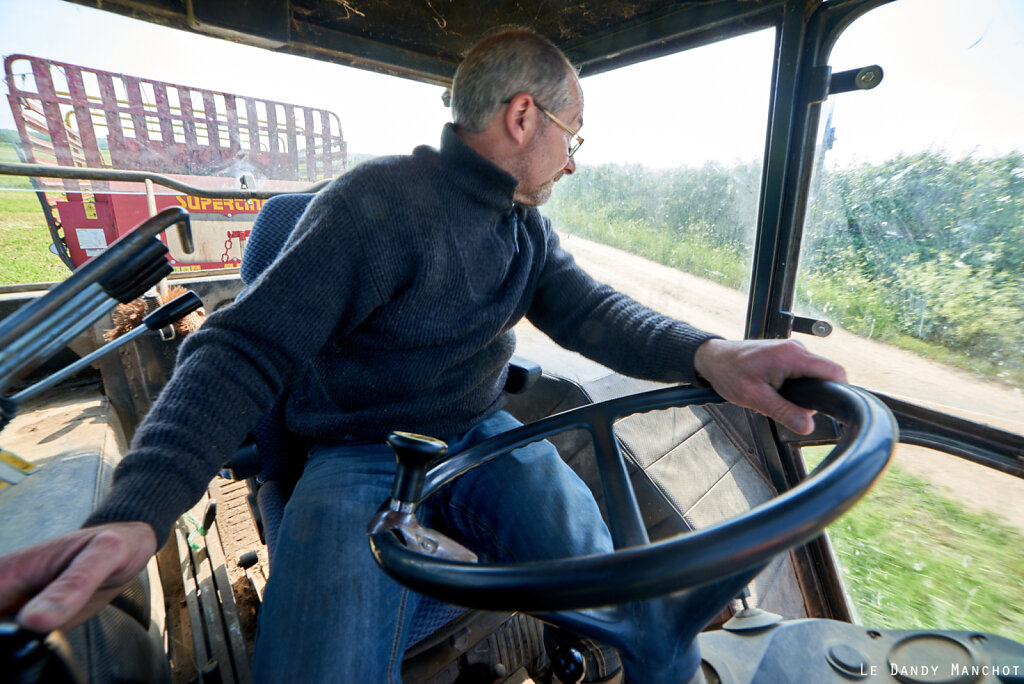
[503,92,534,145]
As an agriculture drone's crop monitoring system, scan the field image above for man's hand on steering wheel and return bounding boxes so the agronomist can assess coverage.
[694,338,848,435]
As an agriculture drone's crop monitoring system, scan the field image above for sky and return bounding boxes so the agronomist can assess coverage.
[0,0,1021,168]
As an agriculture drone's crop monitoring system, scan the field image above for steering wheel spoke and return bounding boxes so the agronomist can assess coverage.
[587,417,648,549]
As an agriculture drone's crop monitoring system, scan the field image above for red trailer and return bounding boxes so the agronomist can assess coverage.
[4,53,346,271]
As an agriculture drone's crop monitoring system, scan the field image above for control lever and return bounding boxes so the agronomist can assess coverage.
[0,207,191,394]
[367,432,477,562]
[387,431,448,509]
[9,291,203,405]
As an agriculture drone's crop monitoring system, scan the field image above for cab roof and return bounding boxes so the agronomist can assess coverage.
[65,0,788,83]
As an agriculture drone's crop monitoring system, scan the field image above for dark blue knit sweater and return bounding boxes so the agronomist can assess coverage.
[85,125,718,545]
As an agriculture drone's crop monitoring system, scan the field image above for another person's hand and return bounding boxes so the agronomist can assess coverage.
[0,522,157,633]
[693,338,848,435]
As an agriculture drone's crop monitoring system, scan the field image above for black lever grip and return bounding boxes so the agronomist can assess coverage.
[387,431,448,504]
[143,291,203,331]
[0,621,84,684]
[98,237,171,303]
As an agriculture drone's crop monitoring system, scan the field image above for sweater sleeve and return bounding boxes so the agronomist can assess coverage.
[526,222,721,384]
[84,185,387,547]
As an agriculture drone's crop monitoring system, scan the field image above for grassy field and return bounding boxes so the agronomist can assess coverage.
[0,137,70,285]
[0,188,69,286]
[805,447,1024,643]
[554,216,1024,389]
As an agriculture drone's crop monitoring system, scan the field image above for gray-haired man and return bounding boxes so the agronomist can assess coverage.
[0,29,845,682]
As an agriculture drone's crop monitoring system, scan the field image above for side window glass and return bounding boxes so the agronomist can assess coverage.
[544,29,776,338]
[797,0,1024,642]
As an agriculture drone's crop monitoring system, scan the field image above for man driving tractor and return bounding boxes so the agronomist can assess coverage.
[0,29,846,682]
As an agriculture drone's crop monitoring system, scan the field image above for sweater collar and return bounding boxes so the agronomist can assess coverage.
[424,123,518,212]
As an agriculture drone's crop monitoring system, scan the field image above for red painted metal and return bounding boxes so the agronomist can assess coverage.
[4,53,347,270]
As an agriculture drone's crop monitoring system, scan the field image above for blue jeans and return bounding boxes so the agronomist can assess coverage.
[252,410,614,682]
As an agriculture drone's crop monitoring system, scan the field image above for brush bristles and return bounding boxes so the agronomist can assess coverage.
[162,285,206,336]
[104,285,206,341]
[105,298,149,341]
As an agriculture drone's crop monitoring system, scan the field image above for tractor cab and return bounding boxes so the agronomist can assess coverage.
[1,0,1022,682]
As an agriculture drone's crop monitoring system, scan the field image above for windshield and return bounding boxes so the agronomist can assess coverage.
[797,0,1023,415]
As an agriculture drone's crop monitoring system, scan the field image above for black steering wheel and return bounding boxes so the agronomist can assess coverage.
[369,379,895,613]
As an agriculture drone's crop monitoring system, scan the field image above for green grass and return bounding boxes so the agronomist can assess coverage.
[555,213,750,291]
[887,333,1024,389]
[0,139,39,190]
[0,137,72,285]
[556,213,1023,389]
[805,447,1024,643]
[0,189,69,286]
[797,267,1024,388]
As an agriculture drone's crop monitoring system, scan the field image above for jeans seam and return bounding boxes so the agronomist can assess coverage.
[386,588,410,682]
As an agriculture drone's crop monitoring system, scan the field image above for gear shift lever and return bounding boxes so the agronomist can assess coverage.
[386,431,448,510]
[367,432,477,563]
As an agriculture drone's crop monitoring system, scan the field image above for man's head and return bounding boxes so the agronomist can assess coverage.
[451,30,576,133]
[451,29,584,206]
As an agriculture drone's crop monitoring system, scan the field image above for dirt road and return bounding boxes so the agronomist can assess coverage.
[557,232,1024,534]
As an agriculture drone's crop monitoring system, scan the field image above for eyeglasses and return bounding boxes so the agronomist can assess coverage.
[502,97,584,158]
[535,104,584,158]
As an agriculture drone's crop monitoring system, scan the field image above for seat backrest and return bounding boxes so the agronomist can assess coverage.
[240,193,316,286]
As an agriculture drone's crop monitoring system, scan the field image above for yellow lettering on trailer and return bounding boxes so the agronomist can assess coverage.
[174,194,266,214]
